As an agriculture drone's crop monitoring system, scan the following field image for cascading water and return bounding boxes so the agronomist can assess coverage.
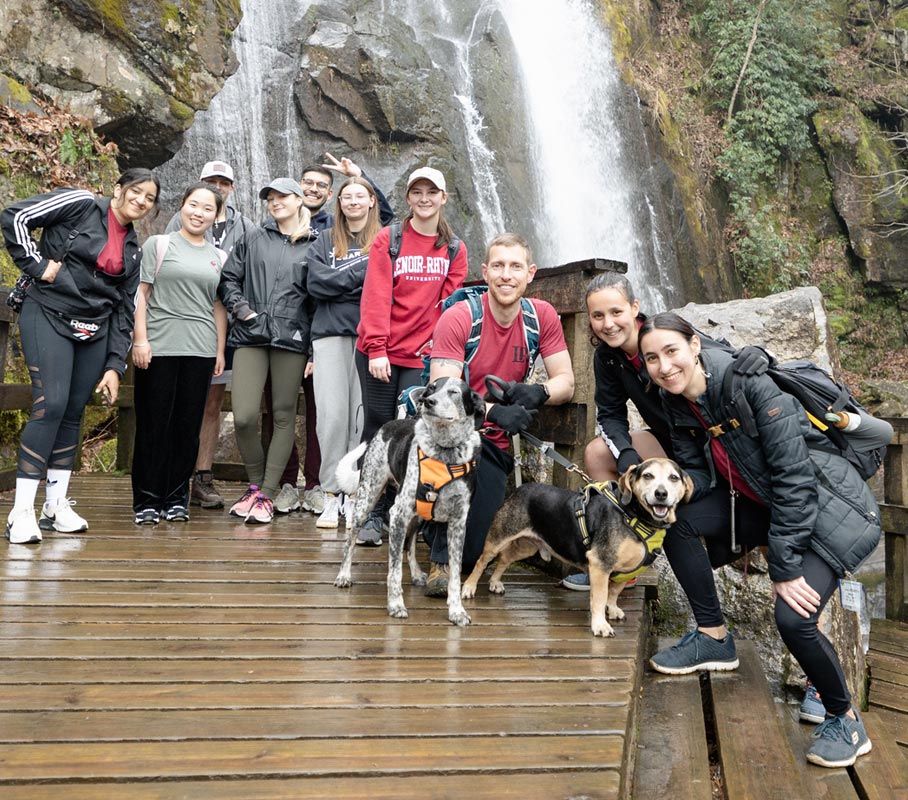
[156,0,313,220]
[386,0,506,241]
[496,0,682,309]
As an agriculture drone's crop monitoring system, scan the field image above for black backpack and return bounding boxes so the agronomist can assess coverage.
[713,359,887,480]
[388,220,461,268]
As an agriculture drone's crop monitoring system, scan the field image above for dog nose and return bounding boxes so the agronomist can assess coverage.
[654,488,667,501]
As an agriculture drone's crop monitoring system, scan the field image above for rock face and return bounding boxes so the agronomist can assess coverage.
[652,287,870,699]
[0,0,241,165]
[814,101,908,288]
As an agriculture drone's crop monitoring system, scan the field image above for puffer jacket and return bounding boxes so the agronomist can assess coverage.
[217,219,314,353]
[0,188,141,375]
[593,314,731,457]
[662,348,881,582]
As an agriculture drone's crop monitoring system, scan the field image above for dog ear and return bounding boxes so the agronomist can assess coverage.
[680,468,695,504]
[468,389,486,430]
[617,465,636,505]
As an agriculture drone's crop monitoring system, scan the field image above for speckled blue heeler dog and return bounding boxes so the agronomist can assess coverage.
[334,377,485,626]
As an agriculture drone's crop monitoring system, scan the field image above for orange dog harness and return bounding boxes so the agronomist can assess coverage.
[415,448,475,521]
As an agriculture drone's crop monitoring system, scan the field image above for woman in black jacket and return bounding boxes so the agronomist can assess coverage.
[638,312,883,769]
[1,168,160,544]
[217,178,315,525]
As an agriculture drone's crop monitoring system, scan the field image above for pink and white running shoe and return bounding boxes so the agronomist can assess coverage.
[229,485,260,518]
[245,493,274,525]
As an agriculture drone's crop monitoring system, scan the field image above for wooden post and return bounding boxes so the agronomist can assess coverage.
[882,418,908,622]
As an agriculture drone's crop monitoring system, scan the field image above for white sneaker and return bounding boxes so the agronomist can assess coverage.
[39,498,88,533]
[6,507,42,544]
[316,493,340,528]
[273,483,301,514]
[301,485,326,514]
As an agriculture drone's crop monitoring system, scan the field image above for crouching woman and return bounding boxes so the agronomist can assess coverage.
[638,312,884,769]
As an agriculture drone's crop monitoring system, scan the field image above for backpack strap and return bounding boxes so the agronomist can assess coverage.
[447,236,462,270]
[462,292,485,367]
[519,297,541,381]
[387,221,404,262]
[153,234,170,280]
[708,363,757,439]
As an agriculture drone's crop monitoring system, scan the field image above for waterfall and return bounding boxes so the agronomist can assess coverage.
[156,0,313,221]
[496,0,682,310]
[386,0,507,241]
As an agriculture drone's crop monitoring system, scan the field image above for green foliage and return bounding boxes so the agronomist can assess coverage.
[59,129,96,166]
[699,0,834,288]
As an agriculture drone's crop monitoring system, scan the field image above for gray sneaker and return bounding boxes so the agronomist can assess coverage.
[273,483,301,514]
[650,630,739,675]
[799,680,827,724]
[301,486,326,514]
[806,709,872,768]
[355,513,384,546]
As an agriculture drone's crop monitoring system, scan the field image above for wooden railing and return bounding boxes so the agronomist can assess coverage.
[880,417,908,622]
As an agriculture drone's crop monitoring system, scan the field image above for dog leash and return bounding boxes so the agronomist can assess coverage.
[484,375,594,484]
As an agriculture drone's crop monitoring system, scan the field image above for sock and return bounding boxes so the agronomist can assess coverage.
[13,478,40,512]
[45,469,72,505]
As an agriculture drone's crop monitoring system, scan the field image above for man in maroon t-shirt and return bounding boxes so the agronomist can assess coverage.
[425,232,574,596]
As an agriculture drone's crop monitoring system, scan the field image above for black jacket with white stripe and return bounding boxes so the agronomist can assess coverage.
[1,188,142,374]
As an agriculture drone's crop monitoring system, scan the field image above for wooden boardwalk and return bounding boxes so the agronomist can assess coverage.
[0,475,648,799]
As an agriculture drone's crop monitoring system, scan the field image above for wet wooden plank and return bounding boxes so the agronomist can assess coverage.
[852,711,908,800]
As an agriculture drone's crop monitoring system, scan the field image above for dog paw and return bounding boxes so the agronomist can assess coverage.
[334,575,352,588]
[411,573,427,587]
[388,604,409,619]
[461,582,477,599]
[488,580,505,595]
[607,605,626,622]
[591,619,615,637]
[449,609,472,627]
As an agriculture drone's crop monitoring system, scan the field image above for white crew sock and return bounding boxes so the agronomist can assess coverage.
[45,469,72,505]
[12,477,40,513]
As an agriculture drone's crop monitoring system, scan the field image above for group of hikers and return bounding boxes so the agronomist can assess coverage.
[1,153,889,770]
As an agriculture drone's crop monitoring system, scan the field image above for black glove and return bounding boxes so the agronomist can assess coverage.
[616,448,643,474]
[487,403,537,435]
[503,381,548,410]
[733,345,774,376]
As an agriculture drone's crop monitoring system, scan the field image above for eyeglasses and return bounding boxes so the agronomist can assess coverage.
[302,178,330,191]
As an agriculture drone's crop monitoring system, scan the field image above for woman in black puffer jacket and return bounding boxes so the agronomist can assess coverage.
[638,312,885,770]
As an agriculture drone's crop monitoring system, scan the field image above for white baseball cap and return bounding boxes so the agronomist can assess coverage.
[199,160,235,183]
[407,166,447,192]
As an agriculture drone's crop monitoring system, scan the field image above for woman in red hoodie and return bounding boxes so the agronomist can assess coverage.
[354,166,468,544]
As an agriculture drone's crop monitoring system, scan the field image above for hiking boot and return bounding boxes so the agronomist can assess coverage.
[245,493,274,525]
[6,507,41,544]
[806,708,872,768]
[799,680,827,724]
[190,471,224,508]
[561,573,590,591]
[273,483,301,514]
[39,497,88,533]
[134,508,160,526]
[650,630,739,675]
[355,513,384,546]
[229,485,260,518]
[316,493,340,529]
[425,562,450,597]
[164,505,190,522]
[301,485,326,514]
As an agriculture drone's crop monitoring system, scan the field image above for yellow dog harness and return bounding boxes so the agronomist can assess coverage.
[415,448,476,521]
[573,481,667,583]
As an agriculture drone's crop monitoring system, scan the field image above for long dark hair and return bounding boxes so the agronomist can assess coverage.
[113,168,161,219]
[638,312,698,349]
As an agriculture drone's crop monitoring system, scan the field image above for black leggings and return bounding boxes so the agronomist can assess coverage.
[355,349,422,442]
[131,355,215,512]
[16,298,109,478]
[667,486,851,715]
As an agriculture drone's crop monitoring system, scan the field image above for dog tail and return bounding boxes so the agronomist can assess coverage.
[335,442,367,495]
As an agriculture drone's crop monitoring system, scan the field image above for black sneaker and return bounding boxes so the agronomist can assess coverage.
[134,509,160,525]
[164,505,189,522]
[355,513,384,546]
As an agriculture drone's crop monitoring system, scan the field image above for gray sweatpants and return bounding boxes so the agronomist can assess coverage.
[313,335,363,494]
[232,347,306,497]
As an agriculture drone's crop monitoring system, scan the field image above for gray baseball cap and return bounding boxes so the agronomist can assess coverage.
[259,178,304,199]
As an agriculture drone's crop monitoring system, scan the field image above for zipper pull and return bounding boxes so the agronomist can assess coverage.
[730,488,740,554]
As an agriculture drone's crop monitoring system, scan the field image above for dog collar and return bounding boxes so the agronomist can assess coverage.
[573,481,665,548]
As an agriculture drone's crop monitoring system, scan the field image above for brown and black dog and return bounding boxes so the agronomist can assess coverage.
[462,458,693,636]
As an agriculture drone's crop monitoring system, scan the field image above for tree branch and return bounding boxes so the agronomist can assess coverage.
[727,0,768,128]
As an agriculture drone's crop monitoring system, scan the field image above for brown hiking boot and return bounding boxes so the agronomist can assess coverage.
[424,562,450,597]
[190,471,224,509]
